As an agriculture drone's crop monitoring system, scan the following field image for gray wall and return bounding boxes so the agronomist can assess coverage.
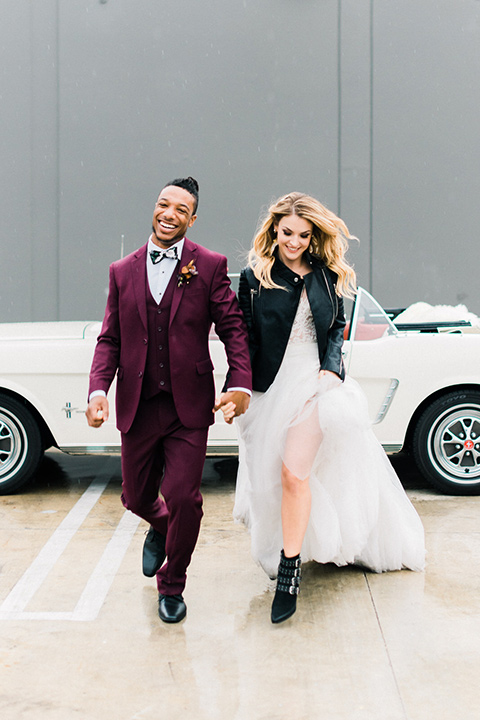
[2,0,480,321]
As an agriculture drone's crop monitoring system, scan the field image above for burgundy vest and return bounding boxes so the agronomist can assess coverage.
[141,271,177,399]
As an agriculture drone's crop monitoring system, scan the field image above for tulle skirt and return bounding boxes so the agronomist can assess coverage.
[234,342,425,578]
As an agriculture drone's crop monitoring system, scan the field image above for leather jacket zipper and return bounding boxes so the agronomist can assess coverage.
[250,287,257,322]
[321,268,336,328]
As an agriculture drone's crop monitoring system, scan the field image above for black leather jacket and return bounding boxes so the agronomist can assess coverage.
[238,254,346,392]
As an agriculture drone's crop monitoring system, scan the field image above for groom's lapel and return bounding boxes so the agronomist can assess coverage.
[170,241,198,325]
[131,245,148,331]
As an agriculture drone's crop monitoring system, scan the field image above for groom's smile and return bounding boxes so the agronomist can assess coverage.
[152,186,197,248]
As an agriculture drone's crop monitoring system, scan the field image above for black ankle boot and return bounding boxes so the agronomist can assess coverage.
[271,550,302,624]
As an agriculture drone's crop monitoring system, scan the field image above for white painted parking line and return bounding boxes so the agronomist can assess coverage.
[72,509,140,622]
[0,510,141,622]
[0,478,109,615]
[0,460,141,622]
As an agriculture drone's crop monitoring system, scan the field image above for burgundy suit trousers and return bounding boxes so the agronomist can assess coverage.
[120,392,208,595]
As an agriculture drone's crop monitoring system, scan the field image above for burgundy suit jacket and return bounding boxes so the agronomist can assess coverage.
[88,239,252,433]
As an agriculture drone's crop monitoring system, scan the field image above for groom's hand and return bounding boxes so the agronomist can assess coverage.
[213,391,250,423]
[86,396,110,427]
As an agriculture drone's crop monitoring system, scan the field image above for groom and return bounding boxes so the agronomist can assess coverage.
[86,177,251,622]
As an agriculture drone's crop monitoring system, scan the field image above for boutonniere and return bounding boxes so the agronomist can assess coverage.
[177,259,198,287]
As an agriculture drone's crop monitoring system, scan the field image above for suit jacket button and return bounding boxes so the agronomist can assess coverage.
[143,338,147,344]
[138,371,143,378]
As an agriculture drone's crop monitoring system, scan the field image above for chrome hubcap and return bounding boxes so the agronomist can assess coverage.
[0,411,24,480]
[429,405,480,483]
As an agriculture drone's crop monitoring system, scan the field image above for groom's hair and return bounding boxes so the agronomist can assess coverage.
[163,177,199,213]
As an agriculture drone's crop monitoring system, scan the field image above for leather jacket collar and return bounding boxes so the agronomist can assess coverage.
[271,246,324,285]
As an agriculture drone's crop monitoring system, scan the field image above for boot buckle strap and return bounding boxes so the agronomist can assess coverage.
[281,555,302,569]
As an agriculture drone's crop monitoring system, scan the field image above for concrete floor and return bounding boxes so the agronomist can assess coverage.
[1,451,479,720]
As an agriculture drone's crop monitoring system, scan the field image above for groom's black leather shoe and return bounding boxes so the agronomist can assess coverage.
[142,527,166,577]
[158,594,187,623]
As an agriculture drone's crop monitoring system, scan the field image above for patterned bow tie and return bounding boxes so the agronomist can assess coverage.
[149,246,178,264]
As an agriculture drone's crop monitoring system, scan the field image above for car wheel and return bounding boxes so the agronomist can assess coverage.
[412,390,480,495]
[0,394,43,494]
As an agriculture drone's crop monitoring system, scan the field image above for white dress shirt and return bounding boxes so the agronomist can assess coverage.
[147,236,184,305]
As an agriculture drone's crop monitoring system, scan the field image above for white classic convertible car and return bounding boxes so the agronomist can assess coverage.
[1,288,480,495]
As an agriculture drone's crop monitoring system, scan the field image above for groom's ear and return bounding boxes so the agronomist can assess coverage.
[188,214,197,228]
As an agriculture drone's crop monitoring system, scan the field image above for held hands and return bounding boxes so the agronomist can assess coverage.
[213,391,250,424]
[85,396,110,428]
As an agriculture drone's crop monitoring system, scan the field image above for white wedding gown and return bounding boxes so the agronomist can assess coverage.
[234,289,425,578]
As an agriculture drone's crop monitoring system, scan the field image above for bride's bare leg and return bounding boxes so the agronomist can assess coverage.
[272,463,310,623]
[272,399,323,623]
[281,463,311,558]
[281,399,322,557]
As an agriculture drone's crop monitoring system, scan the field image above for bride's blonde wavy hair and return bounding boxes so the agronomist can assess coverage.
[248,192,357,297]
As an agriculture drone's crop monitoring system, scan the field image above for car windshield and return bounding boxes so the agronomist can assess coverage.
[349,288,398,342]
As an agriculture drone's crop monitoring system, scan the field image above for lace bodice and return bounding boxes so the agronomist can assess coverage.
[289,288,317,344]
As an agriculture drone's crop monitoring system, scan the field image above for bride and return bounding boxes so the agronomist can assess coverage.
[218,192,425,624]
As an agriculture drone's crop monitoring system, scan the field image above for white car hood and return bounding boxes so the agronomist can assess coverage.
[0,321,101,341]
